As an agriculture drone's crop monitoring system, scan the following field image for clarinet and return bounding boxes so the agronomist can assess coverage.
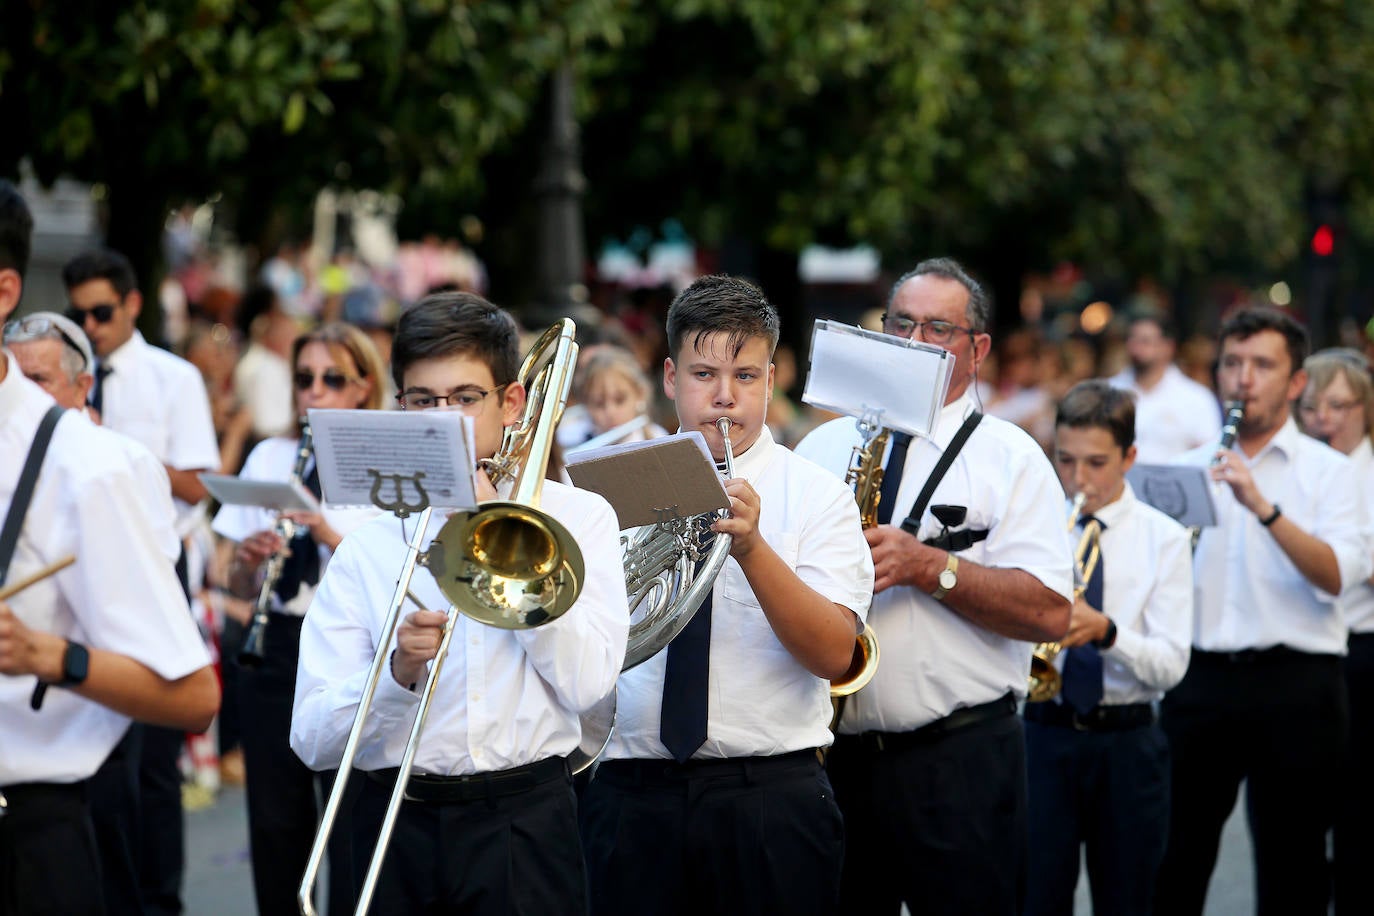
[1192,401,1246,552]
[238,422,314,667]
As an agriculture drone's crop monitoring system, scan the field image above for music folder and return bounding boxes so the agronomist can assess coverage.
[199,474,321,513]
[1126,463,1218,528]
[565,431,729,530]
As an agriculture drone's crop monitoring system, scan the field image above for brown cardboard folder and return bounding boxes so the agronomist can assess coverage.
[565,432,729,530]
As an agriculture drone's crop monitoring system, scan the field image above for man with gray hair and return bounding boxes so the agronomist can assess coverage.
[4,311,96,412]
[797,256,1074,914]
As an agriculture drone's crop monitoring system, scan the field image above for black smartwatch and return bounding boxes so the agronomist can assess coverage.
[59,641,90,687]
[1094,618,1118,650]
[1259,504,1282,527]
[30,641,90,711]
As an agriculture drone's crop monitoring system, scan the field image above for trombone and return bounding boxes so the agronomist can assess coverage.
[1027,492,1101,702]
[298,320,582,916]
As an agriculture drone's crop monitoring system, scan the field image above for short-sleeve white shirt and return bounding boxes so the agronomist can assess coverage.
[602,427,873,760]
[212,436,379,616]
[1340,438,1374,634]
[1109,365,1221,463]
[0,353,210,784]
[97,331,220,537]
[796,394,1075,732]
[290,479,629,775]
[1180,417,1371,654]
[1052,484,1193,704]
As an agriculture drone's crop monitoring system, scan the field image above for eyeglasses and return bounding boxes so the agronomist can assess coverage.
[1298,398,1363,417]
[3,315,90,371]
[294,369,361,392]
[397,384,508,413]
[65,303,120,326]
[880,314,977,345]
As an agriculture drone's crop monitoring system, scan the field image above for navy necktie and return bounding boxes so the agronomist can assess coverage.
[660,560,714,763]
[91,364,113,416]
[1062,516,1106,715]
[876,432,913,526]
[275,462,322,603]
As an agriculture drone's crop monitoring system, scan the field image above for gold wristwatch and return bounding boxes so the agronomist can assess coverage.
[931,553,959,601]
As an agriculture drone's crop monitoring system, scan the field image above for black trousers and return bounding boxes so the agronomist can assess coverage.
[0,782,105,916]
[1023,714,1170,916]
[88,727,145,916]
[352,765,585,916]
[1334,632,1374,916]
[1156,649,1347,916]
[827,707,1027,916]
[239,614,356,916]
[580,750,842,916]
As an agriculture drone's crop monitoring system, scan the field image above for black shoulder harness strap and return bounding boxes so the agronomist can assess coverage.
[0,405,65,586]
[898,411,985,545]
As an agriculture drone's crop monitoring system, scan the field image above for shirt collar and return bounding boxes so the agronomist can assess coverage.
[1351,436,1373,465]
[1245,415,1302,464]
[100,330,146,372]
[0,349,52,426]
[1082,481,1138,530]
[924,392,978,450]
[728,424,777,481]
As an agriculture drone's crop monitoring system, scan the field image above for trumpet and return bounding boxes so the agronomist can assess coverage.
[298,320,582,916]
[238,422,313,668]
[833,410,885,700]
[1027,493,1102,702]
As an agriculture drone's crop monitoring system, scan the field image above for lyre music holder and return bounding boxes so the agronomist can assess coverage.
[367,469,430,519]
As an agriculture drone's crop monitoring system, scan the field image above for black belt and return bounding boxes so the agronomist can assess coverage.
[842,692,1017,753]
[1023,701,1155,732]
[595,748,818,787]
[366,756,568,805]
[1194,646,1337,664]
[0,779,88,818]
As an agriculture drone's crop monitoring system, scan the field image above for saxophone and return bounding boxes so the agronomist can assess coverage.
[833,410,886,698]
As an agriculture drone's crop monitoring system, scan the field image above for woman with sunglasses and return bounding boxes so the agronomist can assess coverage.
[1295,348,1374,916]
[211,321,387,916]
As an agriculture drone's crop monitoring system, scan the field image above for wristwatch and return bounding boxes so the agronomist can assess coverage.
[59,641,90,687]
[931,553,959,601]
[1094,618,1119,650]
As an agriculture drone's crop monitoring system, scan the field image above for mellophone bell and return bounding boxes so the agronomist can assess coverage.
[290,295,630,916]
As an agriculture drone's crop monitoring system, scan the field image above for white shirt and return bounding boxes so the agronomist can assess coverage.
[233,343,294,439]
[0,352,210,784]
[290,479,629,775]
[1109,365,1221,463]
[602,428,874,760]
[1181,417,1371,654]
[1049,484,1193,705]
[98,331,220,537]
[1341,438,1374,634]
[796,394,1075,732]
[211,436,379,616]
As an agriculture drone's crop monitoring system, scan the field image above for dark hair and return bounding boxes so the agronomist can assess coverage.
[0,180,34,278]
[391,291,520,391]
[62,248,139,298]
[665,274,780,361]
[1128,311,1178,341]
[888,257,992,332]
[1218,306,1308,376]
[1056,380,1137,452]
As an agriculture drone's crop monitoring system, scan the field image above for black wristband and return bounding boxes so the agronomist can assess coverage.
[1094,618,1118,650]
[1259,504,1282,527]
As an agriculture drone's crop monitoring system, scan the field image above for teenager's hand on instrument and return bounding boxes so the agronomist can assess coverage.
[1060,597,1110,648]
[473,467,499,502]
[714,477,763,559]
[281,511,343,551]
[392,610,448,688]
[865,526,942,594]
[0,603,65,681]
[1210,450,1267,515]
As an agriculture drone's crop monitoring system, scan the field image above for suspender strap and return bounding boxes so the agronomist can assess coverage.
[0,405,65,586]
[899,411,984,537]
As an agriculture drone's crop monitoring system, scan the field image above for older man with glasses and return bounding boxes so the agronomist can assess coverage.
[4,311,97,412]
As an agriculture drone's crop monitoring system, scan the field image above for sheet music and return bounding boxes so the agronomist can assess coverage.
[802,320,953,436]
[1126,463,1218,528]
[566,431,728,530]
[199,474,320,513]
[306,408,478,510]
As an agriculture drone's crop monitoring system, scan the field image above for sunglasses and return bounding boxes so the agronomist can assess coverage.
[294,369,360,392]
[2,316,90,371]
[65,303,120,325]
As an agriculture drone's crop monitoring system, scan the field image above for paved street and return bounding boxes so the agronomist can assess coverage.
[185,782,1258,914]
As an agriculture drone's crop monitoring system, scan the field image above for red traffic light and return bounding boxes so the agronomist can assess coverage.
[1312,224,1335,257]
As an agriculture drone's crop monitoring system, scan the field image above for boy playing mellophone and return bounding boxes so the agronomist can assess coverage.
[578,274,874,916]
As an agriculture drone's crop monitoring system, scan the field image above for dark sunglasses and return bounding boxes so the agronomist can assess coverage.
[65,303,119,325]
[294,369,359,392]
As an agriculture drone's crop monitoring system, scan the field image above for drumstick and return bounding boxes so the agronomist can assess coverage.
[0,555,76,601]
